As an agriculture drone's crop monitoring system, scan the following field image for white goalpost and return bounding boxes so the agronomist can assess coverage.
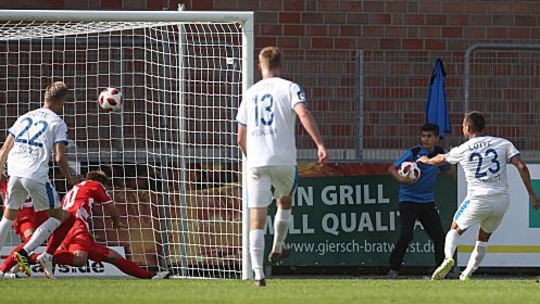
[0,9,253,279]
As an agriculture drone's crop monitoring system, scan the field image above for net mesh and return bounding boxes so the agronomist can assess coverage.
[0,19,245,279]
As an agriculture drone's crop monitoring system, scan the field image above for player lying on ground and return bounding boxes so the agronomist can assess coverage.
[29,170,169,279]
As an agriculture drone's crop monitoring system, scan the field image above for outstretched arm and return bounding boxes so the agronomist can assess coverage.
[511,156,540,210]
[417,153,447,166]
[55,143,77,187]
[295,103,328,163]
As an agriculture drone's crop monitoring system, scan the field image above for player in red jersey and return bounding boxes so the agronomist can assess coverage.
[34,170,168,279]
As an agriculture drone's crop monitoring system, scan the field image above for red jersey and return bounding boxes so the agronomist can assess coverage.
[1,178,5,197]
[62,180,113,230]
[1,178,6,207]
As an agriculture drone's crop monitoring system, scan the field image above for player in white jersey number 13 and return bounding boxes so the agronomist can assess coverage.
[0,81,77,277]
[418,111,539,280]
[236,46,328,287]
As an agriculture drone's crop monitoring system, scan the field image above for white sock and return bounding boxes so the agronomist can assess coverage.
[461,241,487,277]
[249,229,265,280]
[40,252,53,261]
[444,229,460,258]
[0,217,14,249]
[271,208,291,253]
[22,217,61,253]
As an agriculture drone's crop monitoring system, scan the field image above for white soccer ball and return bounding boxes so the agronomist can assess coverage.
[98,87,123,112]
[398,161,421,181]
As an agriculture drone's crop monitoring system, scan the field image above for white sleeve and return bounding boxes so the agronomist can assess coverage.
[290,82,306,109]
[506,140,520,162]
[445,145,464,165]
[236,99,247,125]
[54,121,69,145]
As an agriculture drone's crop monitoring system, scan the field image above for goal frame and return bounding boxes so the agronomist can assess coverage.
[0,9,254,280]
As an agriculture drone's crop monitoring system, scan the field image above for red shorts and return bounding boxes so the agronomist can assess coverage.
[62,223,110,262]
[12,208,49,240]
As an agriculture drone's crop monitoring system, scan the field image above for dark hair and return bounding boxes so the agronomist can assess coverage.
[421,123,439,135]
[86,170,109,186]
[464,111,485,133]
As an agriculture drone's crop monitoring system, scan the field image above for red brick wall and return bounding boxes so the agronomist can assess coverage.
[3,1,540,156]
[5,1,538,50]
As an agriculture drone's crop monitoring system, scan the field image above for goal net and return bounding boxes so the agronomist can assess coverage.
[0,10,253,279]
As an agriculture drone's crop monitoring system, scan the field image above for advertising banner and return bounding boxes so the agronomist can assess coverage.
[457,165,540,267]
[0,246,129,277]
[265,163,457,267]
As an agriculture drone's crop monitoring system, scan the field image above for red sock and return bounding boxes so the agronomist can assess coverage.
[114,258,152,279]
[46,213,76,255]
[30,252,39,264]
[0,241,27,272]
[52,249,75,265]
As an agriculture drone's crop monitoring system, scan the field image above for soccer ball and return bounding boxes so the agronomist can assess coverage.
[98,87,123,112]
[398,161,421,181]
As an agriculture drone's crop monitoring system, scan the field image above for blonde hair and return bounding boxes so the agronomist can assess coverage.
[258,46,281,70]
[44,81,69,104]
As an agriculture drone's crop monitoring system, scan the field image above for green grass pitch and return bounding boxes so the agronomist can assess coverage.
[2,278,539,303]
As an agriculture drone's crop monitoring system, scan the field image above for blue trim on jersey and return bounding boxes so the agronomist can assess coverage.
[54,140,69,146]
[288,166,299,196]
[454,199,470,221]
[7,130,14,136]
[292,100,307,109]
[509,153,520,162]
[395,145,450,203]
[237,120,247,126]
[45,182,55,209]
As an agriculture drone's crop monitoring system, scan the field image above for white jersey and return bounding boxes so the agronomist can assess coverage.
[446,135,519,200]
[7,108,68,180]
[236,77,305,169]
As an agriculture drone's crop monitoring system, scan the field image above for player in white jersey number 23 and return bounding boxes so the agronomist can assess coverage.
[417,111,539,281]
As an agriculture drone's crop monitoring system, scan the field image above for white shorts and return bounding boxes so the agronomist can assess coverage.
[453,193,510,233]
[6,176,61,211]
[246,166,298,208]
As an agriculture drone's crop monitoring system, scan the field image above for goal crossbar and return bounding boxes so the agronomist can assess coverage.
[0,9,254,23]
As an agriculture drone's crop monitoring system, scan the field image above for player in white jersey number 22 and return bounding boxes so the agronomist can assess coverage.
[0,81,77,277]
